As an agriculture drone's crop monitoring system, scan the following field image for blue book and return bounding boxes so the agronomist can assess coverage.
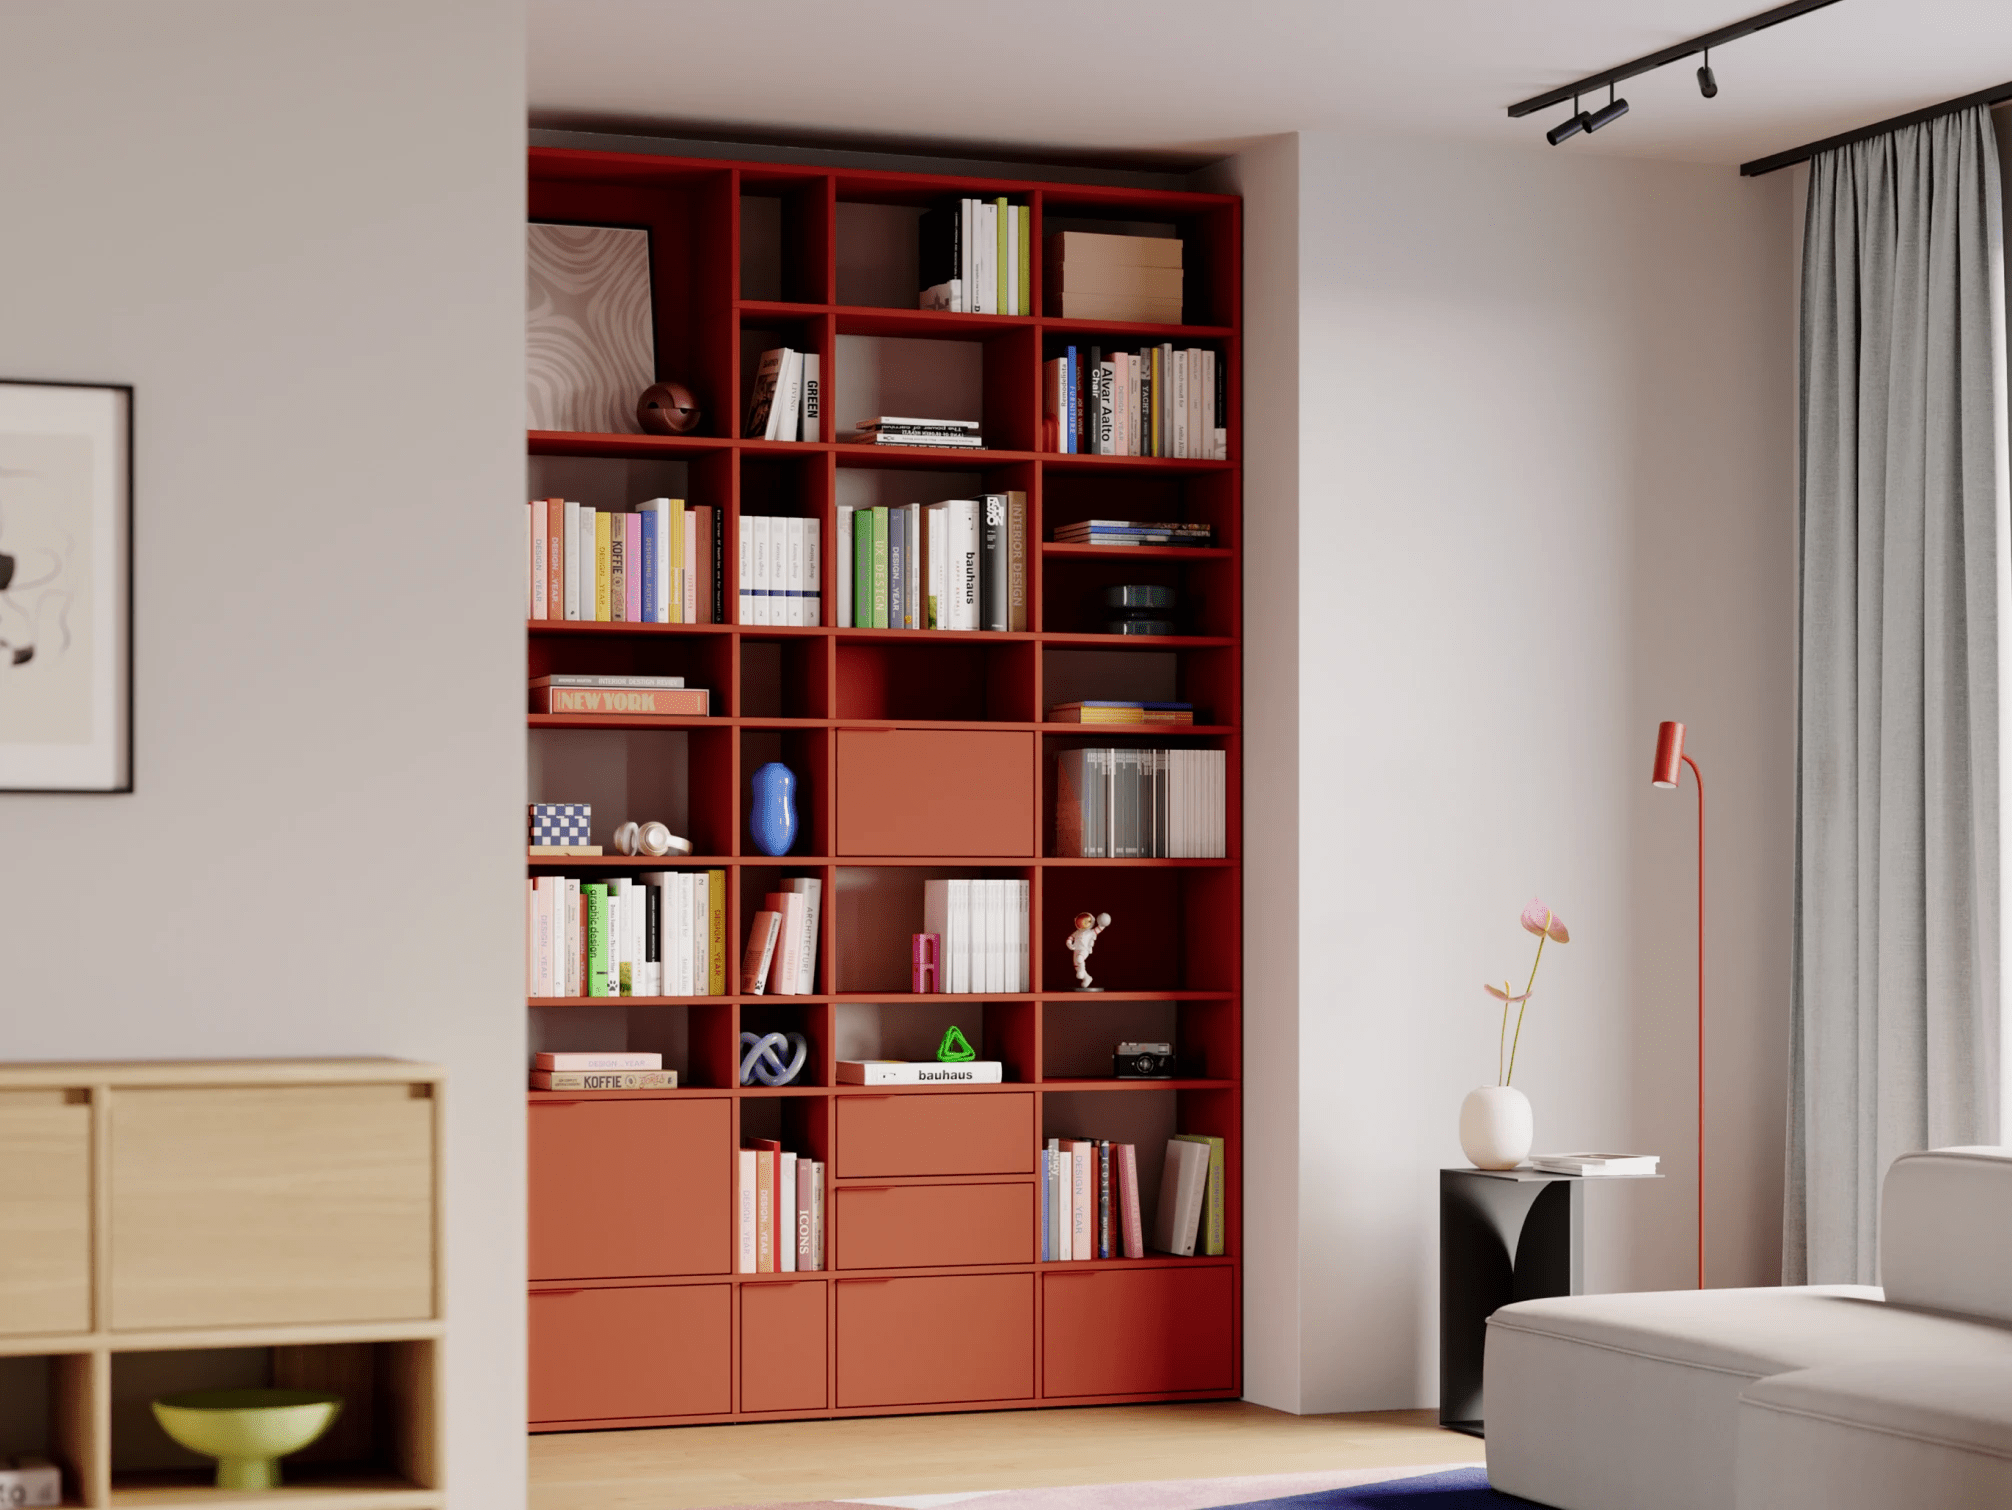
[1064,347,1077,454]
[639,508,658,623]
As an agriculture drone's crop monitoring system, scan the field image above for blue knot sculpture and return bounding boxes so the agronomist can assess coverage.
[739,1031,808,1087]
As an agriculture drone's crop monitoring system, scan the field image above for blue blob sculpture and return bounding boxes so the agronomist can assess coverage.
[748,761,798,856]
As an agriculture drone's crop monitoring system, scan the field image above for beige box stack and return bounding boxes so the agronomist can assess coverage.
[1045,232,1184,324]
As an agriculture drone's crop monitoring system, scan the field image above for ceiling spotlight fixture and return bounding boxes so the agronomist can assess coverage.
[1547,95,1591,145]
[1584,84,1630,133]
[1698,48,1719,98]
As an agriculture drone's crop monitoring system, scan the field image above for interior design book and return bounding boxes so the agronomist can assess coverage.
[525,496,721,623]
[1054,748,1227,859]
[526,223,655,434]
[525,870,726,998]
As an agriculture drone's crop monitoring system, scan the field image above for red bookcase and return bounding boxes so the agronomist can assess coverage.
[524,145,1242,1430]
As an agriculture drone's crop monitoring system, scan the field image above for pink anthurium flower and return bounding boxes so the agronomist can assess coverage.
[1480,903,1572,1087]
[1520,898,1570,943]
[1484,983,1532,1003]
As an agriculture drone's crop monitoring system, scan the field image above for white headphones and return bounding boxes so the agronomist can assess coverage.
[611,820,692,857]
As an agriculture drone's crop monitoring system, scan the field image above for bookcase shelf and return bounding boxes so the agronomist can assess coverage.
[526,144,1239,1431]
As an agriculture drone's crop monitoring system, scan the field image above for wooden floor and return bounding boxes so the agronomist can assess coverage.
[529,1402,1486,1510]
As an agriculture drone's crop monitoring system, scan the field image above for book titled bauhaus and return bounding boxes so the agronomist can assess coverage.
[837,1060,1004,1085]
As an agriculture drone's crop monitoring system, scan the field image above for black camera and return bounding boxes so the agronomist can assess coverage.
[1113,1040,1175,1079]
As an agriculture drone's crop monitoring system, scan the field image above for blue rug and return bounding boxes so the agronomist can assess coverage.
[1235,1467,1533,1507]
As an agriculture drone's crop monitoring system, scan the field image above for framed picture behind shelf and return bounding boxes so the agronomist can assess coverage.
[526,222,656,434]
[0,380,131,793]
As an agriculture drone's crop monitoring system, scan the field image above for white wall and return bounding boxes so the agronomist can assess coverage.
[0,3,527,1501]
[1221,132,1799,1411]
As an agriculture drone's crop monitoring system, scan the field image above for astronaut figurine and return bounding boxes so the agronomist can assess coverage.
[1067,911,1112,991]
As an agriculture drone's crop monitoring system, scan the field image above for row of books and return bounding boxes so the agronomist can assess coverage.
[739,878,825,996]
[922,879,1031,993]
[743,348,822,441]
[1044,346,1226,459]
[919,197,1032,315]
[1049,700,1195,725]
[525,497,724,623]
[529,1051,677,1091]
[530,672,709,717]
[526,872,728,998]
[737,1143,826,1273]
[736,515,824,626]
[1052,518,1214,548]
[1041,1132,1224,1260]
[1055,749,1229,859]
[837,495,1028,631]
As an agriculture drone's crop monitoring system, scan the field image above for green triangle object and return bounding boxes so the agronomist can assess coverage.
[936,1025,976,1062]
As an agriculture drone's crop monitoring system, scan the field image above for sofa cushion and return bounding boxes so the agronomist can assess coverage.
[1735,1360,2012,1509]
[1880,1147,2012,1325]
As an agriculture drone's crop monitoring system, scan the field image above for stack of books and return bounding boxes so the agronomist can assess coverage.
[531,673,708,717]
[743,348,821,441]
[1052,518,1214,548]
[526,496,723,622]
[838,494,1028,631]
[918,198,1032,315]
[736,515,823,626]
[921,879,1030,993]
[1046,230,1183,324]
[1043,1139,1143,1260]
[1529,1152,1661,1177]
[526,870,727,998]
[1153,1134,1225,1257]
[1054,748,1228,859]
[1048,701,1195,725]
[846,417,983,448]
[736,879,823,996]
[1043,345,1226,458]
[530,1051,677,1091]
[737,1142,826,1273]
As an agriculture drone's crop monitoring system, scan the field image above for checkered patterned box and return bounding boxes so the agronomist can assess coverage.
[529,803,591,845]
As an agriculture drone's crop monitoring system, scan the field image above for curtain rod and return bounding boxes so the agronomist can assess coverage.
[1742,78,2012,175]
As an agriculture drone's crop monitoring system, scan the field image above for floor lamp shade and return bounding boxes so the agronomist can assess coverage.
[1652,720,1686,788]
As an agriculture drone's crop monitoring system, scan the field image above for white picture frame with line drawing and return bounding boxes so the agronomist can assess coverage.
[0,381,131,792]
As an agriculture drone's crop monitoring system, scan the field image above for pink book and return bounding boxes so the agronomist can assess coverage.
[624,513,643,622]
[534,1052,662,1071]
[762,891,806,996]
[1118,1143,1144,1258]
[529,502,545,619]
[796,1159,815,1269]
[684,511,699,630]
[740,911,782,994]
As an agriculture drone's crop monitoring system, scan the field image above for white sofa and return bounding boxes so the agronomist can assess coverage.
[1483,1146,2012,1510]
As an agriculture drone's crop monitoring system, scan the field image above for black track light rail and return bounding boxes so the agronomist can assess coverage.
[1741,75,2012,175]
[1505,0,1845,120]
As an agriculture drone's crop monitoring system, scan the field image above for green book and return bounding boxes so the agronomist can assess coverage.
[584,883,608,997]
[853,508,874,627]
[871,505,890,628]
[1017,205,1031,318]
[1170,1133,1225,1255]
[995,196,1011,314]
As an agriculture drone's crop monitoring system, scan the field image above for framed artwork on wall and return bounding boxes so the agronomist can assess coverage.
[526,222,657,434]
[0,380,132,792]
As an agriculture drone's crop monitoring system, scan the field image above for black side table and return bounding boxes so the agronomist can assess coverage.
[1439,1166,1657,1437]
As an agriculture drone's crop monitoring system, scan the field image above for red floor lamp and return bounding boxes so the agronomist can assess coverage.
[1651,719,1706,1290]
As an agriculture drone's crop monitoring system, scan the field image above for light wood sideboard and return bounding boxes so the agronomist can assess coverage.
[0,1060,444,1509]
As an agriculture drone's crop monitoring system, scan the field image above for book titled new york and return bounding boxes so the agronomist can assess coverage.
[529,1070,678,1090]
[836,1060,1005,1085]
[532,686,710,715]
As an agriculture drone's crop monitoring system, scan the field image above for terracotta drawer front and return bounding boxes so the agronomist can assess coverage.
[835,1182,1033,1269]
[836,1274,1032,1406]
[836,730,1034,856]
[1042,1265,1234,1397]
[835,1093,1034,1179]
[530,1284,730,1422]
[0,1092,91,1336]
[741,1279,828,1413]
[530,1098,731,1280]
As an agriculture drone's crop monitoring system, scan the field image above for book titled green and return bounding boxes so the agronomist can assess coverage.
[853,508,874,628]
[584,882,609,997]
[1170,1133,1225,1255]
[871,505,890,628]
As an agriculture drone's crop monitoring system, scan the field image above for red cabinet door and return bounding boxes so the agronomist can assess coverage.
[835,1093,1034,1179]
[836,730,1035,856]
[529,1098,731,1279]
[836,1273,1033,1407]
[529,1284,730,1422]
[741,1279,828,1413]
[1042,1265,1234,1396]
[835,1182,1033,1269]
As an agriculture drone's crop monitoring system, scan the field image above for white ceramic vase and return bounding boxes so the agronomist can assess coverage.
[1460,1085,1533,1170]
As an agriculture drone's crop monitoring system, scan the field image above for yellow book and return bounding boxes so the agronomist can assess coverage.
[995,196,1011,315]
[594,511,611,621]
[707,870,727,996]
[668,498,686,623]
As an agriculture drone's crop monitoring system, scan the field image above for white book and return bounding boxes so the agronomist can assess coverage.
[925,504,945,629]
[1070,1140,1093,1261]
[680,507,695,625]
[528,502,542,619]
[801,353,821,442]
[1110,356,1127,457]
[836,1060,1005,1085]
[986,880,1005,992]
[782,876,822,994]
[948,498,979,631]
[949,877,971,991]
[1529,1152,1661,1176]
[737,514,753,624]
[1201,352,1217,464]
[778,1151,797,1272]
[576,505,596,618]
[1189,348,1205,464]
[1152,1138,1211,1256]
[1004,199,1018,315]
[675,873,693,996]
[692,873,709,996]
[1173,350,1189,458]
[750,515,771,626]
[836,507,853,626]
[768,349,802,442]
[1057,1140,1075,1259]
[737,1150,758,1273]
[563,879,580,995]
[561,500,581,619]
[1015,880,1029,991]
[804,514,821,627]
[786,517,806,627]
[976,202,996,314]
[526,880,544,995]
[959,199,974,314]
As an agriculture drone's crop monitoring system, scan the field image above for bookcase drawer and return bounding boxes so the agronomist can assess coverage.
[0,1091,90,1336]
[741,1278,828,1413]
[835,729,1035,856]
[530,1283,730,1422]
[530,1098,731,1279]
[836,1273,1032,1406]
[835,1181,1033,1269]
[835,1093,1035,1178]
[1042,1265,1234,1397]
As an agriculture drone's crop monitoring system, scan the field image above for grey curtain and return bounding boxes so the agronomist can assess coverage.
[1788,105,2010,1285]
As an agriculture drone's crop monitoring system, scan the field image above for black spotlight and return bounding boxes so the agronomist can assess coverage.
[1697,47,1718,98]
[1547,96,1592,145]
[1584,89,1629,132]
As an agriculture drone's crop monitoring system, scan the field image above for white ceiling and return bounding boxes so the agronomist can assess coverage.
[528,0,2012,171]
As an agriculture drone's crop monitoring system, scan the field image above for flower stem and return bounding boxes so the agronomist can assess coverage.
[1505,919,1551,1086]
[1497,982,1511,1086]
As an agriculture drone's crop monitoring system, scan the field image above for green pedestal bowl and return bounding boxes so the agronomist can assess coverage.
[151,1389,344,1491]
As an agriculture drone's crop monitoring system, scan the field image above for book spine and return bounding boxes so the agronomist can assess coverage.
[561,500,580,618]
[708,870,726,995]
[583,883,608,996]
[778,1150,797,1272]
[871,505,890,628]
[737,1150,758,1273]
[593,509,611,621]
[801,353,821,442]
[741,911,781,994]
[755,1149,775,1272]
[1007,491,1028,632]
[693,506,711,623]
[529,1070,677,1090]
[795,1158,814,1270]
[530,501,546,620]
[532,687,709,716]
[1072,1142,1091,1261]
[639,506,657,624]
[853,508,874,628]
[979,495,1005,632]
[810,1161,826,1269]
[837,506,853,627]
[737,515,753,624]
[888,511,905,629]
[1099,1141,1112,1259]
[1119,1144,1144,1257]
[626,512,643,622]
